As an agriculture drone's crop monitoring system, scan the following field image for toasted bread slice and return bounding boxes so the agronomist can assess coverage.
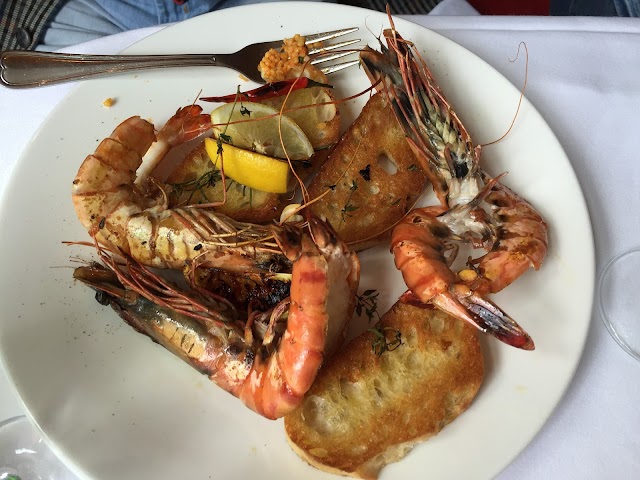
[166,142,287,223]
[166,142,335,223]
[307,92,430,251]
[284,302,484,479]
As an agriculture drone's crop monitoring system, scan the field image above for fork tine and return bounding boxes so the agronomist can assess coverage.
[308,38,361,56]
[320,59,360,76]
[304,27,359,44]
[311,50,357,65]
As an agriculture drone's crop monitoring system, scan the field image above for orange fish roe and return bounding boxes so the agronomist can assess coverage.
[258,34,309,83]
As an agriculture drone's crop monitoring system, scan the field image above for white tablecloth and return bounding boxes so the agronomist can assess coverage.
[1,3,639,479]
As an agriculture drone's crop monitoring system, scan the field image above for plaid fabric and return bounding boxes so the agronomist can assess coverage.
[341,0,442,14]
[0,0,66,50]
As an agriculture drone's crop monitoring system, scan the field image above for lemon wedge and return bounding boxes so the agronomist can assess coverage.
[210,102,314,160]
[204,137,290,194]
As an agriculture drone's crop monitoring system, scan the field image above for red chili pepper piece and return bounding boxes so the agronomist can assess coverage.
[200,78,332,103]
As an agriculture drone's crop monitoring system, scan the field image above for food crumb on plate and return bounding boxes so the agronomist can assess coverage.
[102,97,115,108]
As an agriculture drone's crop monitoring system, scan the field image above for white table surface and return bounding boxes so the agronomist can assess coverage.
[1,5,639,480]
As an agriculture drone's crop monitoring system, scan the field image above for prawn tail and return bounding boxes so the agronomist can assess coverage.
[401,286,534,350]
[462,297,533,350]
[160,105,213,145]
[443,285,534,350]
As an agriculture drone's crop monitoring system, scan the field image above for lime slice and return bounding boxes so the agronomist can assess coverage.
[204,137,290,194]
[210,102,314,160]
[262,87,338,149]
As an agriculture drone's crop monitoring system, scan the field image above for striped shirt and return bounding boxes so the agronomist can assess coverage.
[1,0,66,50]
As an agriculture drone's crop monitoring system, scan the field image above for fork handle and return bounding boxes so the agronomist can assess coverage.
[0,51,238,88]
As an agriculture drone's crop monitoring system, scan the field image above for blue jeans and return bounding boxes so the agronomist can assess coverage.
[38,0,318,50]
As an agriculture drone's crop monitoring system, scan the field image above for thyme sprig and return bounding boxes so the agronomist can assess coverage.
[339,180,359,226]
[168,170,222,204]
[218,132,232,146]
[355,289,380,323]
[368,326,402,356]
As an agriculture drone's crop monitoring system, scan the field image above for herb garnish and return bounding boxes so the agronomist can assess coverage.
[368,326,403,356]
[355,289,380,323]
[339,180,359,225]
[167,170,222,204]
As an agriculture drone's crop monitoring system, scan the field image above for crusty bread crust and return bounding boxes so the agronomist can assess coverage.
[307,92,429,251]
[284,302,484,479]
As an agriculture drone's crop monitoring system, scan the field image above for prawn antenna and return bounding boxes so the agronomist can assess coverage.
[481,41,528,148]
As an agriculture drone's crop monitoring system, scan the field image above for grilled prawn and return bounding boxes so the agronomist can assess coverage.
[72,106,286,272]
[360,16,548,350]
[74,213,360,420]
[392,178,544,350]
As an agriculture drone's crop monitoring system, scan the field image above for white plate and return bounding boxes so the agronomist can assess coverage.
[0,3,593,480]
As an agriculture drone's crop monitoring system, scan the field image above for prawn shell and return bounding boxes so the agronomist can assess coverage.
[470,182,549,294]
[391,210,457,300]
[72,154,135,196]
[109,116,157,156]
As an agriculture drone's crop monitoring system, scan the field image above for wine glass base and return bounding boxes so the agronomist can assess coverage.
[0,416,78,480]
[598,248,640,362]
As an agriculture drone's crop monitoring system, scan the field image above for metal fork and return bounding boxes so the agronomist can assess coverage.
[0,27,360,89]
